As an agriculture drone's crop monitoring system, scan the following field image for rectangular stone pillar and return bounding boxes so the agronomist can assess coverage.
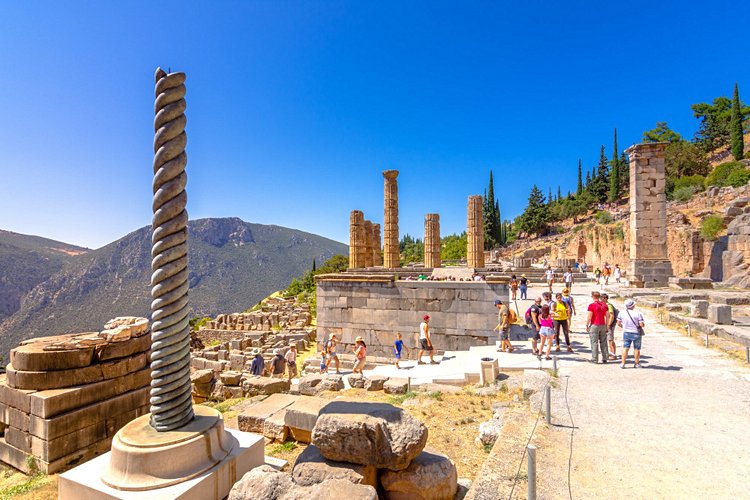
[626,142,673,287]
[348,210,367,269]
[383,170,400,268]
[467,195,484,268]
[372,223,382,266]
[424,214,441,268]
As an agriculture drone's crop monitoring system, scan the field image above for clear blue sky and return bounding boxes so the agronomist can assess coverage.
[1,1,748,249]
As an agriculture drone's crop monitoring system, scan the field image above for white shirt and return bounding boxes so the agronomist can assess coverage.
[618,309,644,333]
[545,270,554,280]
[563,272,572,282]
[614,268,622,278]
[419,321,429,339]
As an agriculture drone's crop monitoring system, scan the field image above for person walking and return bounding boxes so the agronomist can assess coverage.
[325,333,341,374]
[561,288,576,332]
[602,263,611,285]
[494,299,514,353]
[285,342,298,381]
[519,274,529,300]
[510,274,519,300]
[602,293,618,360]
[418,315,438,364]
[545,266,555,293]
[249,348,265,376]
[526,296,542,355]
[393,332,410,369]
[586,291,609,363]
[271,348,286,378]
[552,292,573,352]
[538,304,555,360]
[352,336,367,373]
[614,264,622,284]
[618,299,645,368]
[563,267,574,291]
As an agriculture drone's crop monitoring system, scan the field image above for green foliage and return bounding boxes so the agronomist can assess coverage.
[517,185,550,236]
[483,171,503,248]
[608,128,622,202]
[673,175,706,192]
[577,159,583,195]
[189,316,211,331]
[700,215,725,241]
[0,471,48,500]
[426,391,443,401]
[203,397,244,413]
[549,192,591,223]
[613,224,625,240]
[671,185,701,202]
[280,254,348,316]
[587,146,610,202]
[270,441,298,454]
[727,168,750,187]
[731,83,745,160]
[441,233,467,260]
[388,391,417,405]
[642,121,682,143]
[665,141,710,178]
[399,234,424,264]
[705,161,748,188]
[692,96,749,151]
[594,210,613,224]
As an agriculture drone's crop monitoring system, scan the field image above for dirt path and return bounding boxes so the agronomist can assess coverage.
[524,283,750,500]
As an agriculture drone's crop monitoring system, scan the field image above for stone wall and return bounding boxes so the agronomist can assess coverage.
[316,277,509,357]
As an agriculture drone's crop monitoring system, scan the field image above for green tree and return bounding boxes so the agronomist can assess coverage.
[441,233,467,260]
[483,170,501,249]
[731,83,745,160]
[692,96,732,151]
[664,141,710,178]
[585,170,591,187]
[399,234,423,264]
[588,146,610,202]
[518,185,550,236]
[609,128,621,202]
[576,159,583,195]
[619,152,628,190]
[642,122,682,143]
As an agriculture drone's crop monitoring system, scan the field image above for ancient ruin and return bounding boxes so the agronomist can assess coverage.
[348,210,367,269]
[424,213,441,268]
[363,219,374,268]
[467,195,485,268]
[626,142,674,287]
[372,223,382,266]
[383,170,400,268]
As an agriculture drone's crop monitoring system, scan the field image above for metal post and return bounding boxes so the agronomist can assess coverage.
[553,355,558,373]
[527,444,537,500]
[687,324,691,337]
[705,332,709,348]
[407,376,411,392]
[746,347,749,364]
[545,385,551,425]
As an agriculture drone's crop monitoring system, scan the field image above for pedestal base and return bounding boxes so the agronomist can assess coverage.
[629,259,674,288]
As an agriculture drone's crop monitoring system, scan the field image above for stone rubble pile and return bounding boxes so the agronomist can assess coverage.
[200,297,312,332]
[0,317,151,474]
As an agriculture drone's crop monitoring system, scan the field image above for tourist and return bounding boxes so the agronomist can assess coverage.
[525,296,542,355]
[618,299,645,368]
[494,299,514,353]
[325,333,341,374]
[594,267,602,283]
[602,293,618,360]
[552,292,572,352]
[538,304,555,360]
[614,264,622,284]
[510,274,519,300]
[586,291,609,363]
[249,348,265,376]
[319,351,327,374]
[602,263,611,285]
[561,288,576,333]
[519,274,529,300]
[563,267,574,291]
[418,315,438,364]
[271,348,286,378]
[581,261,588,274]
[545,266,555,292]
[393,332,409,369]
[285,342,298,381]
[352,336,367,373]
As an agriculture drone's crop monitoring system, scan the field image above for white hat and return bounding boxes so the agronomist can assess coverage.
[273,348,282,355]
[625,299,635,309]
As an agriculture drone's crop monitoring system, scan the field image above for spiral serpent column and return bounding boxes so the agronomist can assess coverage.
[149,67,195,431]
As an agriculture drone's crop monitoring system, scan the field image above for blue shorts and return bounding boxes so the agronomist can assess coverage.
[394,350,402,359]
[623,332,642,350]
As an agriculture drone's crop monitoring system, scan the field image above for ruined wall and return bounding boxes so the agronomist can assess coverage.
[316,278,509,357]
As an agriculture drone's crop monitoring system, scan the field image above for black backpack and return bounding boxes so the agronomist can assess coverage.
[609,305,619,327]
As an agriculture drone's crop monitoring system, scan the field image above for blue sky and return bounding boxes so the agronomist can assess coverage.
[1,1,748,249]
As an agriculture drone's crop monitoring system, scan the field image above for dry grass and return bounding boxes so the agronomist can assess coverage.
[0,464,57,500]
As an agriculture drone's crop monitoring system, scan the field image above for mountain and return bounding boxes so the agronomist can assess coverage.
[0,218,347,359]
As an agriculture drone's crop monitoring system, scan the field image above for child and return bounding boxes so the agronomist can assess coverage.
[352,336,367,373]
[319,350,327,374]
[393,333,409,369]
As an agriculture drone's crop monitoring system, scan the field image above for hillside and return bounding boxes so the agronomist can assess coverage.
[0,218,347,359]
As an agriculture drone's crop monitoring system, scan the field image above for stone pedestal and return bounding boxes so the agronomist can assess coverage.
[626,143,673,287]
[467,195,484,268]
[383,170,400,269]
[424,214,441,269]
[479,358,499,386]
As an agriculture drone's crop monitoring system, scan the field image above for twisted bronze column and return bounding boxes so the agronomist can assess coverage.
[149,67,194,431]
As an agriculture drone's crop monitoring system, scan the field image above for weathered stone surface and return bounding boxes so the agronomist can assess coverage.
[6,363,102,390]
[298,375,324,396]
[476,419,503,447]
[190,369,214,384]
[522,369,550,400]
[262,409,289,442]
[320,375,344,392]
[380,448,458,500]
[237,393,299,433]
[284,396,330,443]
[364,375,389,391]
[292,444,377,487]
[383,378,408,395]
[690,300,709,319]
[10,344,94,372]
[220,371,242,386]
[708,304,732,325]
[242,376,289,397]
[311,401,427,471]
[99,351,149,380]
[94,332,151,361]
[348,373,365,389]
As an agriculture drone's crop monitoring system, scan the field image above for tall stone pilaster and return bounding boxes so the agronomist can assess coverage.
[372,223,382,266]
[383,170,400,268]
[626,142,673,287]
[349,210,368,269]
[424,214,441,268]
[363,220,374,268]
[467,195,484,268]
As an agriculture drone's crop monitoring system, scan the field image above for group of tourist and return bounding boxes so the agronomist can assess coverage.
[593,263,622,285]
[248,341,299,381]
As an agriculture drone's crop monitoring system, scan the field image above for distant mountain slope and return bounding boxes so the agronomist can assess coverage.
[0,230,89,323]
[0,218,347,359]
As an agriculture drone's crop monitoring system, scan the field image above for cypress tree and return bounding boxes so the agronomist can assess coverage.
[557,186,562,202]
[619,152,628,189]
[731,83,744,160]
[312,259,316,272]
[609,160,619,202]
[548,187,553,205]
[576,159,583,195]
[585,170,591,187]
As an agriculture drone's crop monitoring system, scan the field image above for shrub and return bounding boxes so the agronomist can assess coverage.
[674,175,706,191]
[594,210,613,224]
[613,224,625,240]
[672,185,701,202]
[700,215,725,241]
[726,168,750,187]
[705,161,746,188]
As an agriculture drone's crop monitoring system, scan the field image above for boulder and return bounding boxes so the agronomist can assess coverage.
[237,393,299,433]
[348,373,365,389]
[476,419,503,447]
[284,396,331,443]
[320,375,344,392]
[311,401,427,471]
[383,378,408,395]
[364,375,389,391]
[292,444,377,487]
[242,376,290,396]
[298,375,324,396]
[220,371,242,386]
[380,448,458,500]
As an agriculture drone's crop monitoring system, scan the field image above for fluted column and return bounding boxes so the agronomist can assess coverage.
[372,223,382,266]
[363,220,374,268]
[149,67,195,431]
[424,214,441,268]
[467,195,484,268]
[349,210,367,269]
[383,170,400,268]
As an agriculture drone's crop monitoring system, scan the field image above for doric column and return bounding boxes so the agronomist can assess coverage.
[372,223,382,266]
[424,214,441,268]
[383,170,400,268]
[467,195,485,268]
[626,142,673,287]
[349,210,367,269]
[363,220,374,268]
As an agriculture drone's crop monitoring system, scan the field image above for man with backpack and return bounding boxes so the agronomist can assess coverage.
[602,293,618,360]
[586,291,609,363]
[494,299,515,353]
[525,297,543,355]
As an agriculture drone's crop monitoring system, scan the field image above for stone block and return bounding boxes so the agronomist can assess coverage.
[383,378,408,395]
[284,396,331,443]
[10,344,95,372]
[364,375,389,391]
[380,448,458,499]
[0,380,34,413]
[708,305,732,325]
[292,444,378,487]
[5,426,31,452]
[237,393,299,433]
[690,300,709,319]
[220,371,242,386]
[241,376,289,397]
[94,333,151,362]
[262,409,289,442]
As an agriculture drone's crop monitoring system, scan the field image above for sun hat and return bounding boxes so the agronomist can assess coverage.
[562,288,570,295]
[328,333,336,339]
[273,348,281,355]
[522,274,526,278]
[625,299,636,309]
[355,336,364,342]
[289,341,297,347]
[250,348,260,355]
[494,299,502,305]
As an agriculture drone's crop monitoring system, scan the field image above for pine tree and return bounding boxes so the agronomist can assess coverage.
[588,146,610,202]
[495,201,502,245]
[731,83,744,160]
[585,170,591,187]
[557,186,562,202]
[548,187,553,205]
[312,259,316,272]
[576,159,583,195]
[518,185,550,236]
[620,152,629,190]
[483,170,502,249]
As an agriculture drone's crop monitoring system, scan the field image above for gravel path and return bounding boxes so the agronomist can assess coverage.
[528,283,750,500]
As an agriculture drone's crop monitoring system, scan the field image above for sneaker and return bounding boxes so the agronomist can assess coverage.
[634,363,642,368]
[620,364,626,369]
[556,346,561,352]
[430,360,439,365]
[567,347,573,353]
[602,359,607,364]
[417,361,425,365]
